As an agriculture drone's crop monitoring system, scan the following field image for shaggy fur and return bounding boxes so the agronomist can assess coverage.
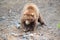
[20,3,46,32]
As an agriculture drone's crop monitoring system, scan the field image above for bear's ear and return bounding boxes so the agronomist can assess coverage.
[23,10,28,14]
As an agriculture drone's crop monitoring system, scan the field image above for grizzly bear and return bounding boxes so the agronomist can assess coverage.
[20,3,46,32]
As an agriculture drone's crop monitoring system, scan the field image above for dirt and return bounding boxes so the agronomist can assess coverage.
[0,0,60,40]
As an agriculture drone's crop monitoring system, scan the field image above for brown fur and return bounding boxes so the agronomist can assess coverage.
[20,3,46,32]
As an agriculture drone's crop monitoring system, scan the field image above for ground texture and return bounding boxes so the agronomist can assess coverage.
[0,0,60,40]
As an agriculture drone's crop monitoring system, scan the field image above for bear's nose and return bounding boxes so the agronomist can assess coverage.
[25,20,30,25]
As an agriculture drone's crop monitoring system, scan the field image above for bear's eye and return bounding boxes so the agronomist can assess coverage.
[31,15,34,17]
[31,13,34,17]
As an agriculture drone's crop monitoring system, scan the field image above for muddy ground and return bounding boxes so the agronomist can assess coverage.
[0,0,60,40]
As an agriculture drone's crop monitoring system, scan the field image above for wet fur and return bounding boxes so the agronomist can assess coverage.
[21,3,46,32]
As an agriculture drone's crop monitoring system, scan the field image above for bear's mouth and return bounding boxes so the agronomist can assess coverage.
[23,21,35,32]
